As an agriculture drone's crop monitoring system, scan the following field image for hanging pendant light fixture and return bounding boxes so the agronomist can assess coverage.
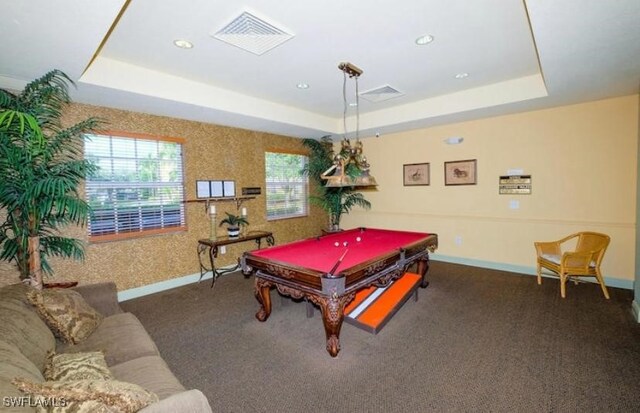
[321,62,377,188]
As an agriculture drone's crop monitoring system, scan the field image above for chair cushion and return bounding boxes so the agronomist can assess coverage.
[27,288,103,344]
[540,253,561,264]
[540,253,596,268]
[57,313,160,366]
[110,356,186,400]
[44,351,113,382]
[12,377,159,413]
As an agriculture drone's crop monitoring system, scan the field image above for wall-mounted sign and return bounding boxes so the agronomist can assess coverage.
[242,187,262,195]
[499,175,532,194]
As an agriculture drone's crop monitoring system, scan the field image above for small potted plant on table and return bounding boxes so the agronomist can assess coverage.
[219,212,249,238]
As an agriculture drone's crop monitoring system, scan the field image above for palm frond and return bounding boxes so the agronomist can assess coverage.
[18,70,72,130]
[300,136,334,187]
[341,192,371,214]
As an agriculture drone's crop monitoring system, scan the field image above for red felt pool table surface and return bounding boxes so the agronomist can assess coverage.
[249,227,432,274]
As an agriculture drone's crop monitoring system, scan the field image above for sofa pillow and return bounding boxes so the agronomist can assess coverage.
[44,351,113,382]
[26,289,103,344]
[0,284,56,370]
[12,377,159,413]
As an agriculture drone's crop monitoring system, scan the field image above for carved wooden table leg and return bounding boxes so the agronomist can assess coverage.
[416,257,430,288]
[255,278,273,321]
[309,293,354,357]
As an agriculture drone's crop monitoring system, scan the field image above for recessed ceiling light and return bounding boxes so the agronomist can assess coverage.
[173,39,193,49]
[349,102,358,107]
[296,83,310,89]
[415,34,434,45]
[455,72,469,79]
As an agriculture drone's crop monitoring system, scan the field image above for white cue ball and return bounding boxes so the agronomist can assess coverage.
[343,241,348,247]
[356,237,361,242]
[334,242,339,247]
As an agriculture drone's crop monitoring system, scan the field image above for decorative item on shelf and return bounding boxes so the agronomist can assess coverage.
[219,212,249,238]
[43,281,79,289]
[320,62,377,188]
[208,204,217,241]
[240,207,248,236]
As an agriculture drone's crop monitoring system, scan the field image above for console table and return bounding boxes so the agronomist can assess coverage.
[198,231,274,288]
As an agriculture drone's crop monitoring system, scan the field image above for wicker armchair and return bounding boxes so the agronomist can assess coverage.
[534,232,610,299]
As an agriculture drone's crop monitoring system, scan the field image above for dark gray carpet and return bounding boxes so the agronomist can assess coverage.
[121,262,640,412]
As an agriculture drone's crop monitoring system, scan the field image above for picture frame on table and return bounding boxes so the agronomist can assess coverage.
[444,159,477,186]
[403,163,430,186]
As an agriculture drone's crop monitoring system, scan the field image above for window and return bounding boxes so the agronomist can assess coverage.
[265,151,308,220]
[84,132,186,241]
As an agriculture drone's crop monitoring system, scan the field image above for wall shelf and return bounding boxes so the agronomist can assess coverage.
[185,196,256,211]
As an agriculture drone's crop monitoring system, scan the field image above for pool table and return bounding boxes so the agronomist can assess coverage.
[241,227,438,357]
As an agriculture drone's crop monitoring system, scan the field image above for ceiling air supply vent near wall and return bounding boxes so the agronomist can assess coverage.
[212,11,294,55]
[359,85,404,103]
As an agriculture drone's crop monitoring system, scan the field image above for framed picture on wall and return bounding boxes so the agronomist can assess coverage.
[403,163,430,186]
[196,180,236,198]
[210,181,224,197]
[445,159,477,185]
[196,180,211,198]
[222,180,236,197]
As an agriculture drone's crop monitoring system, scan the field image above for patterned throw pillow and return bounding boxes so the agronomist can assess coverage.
[26,289,103,344]
[44,351,113,382]
[12,377,159,413]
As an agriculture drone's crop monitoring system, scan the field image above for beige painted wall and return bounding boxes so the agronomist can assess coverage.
[0,103,326,290]
[342,95,639,283]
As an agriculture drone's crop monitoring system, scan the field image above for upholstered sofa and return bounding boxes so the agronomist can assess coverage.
[0,282,212,412]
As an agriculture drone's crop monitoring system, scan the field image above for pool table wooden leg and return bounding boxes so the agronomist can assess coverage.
[254,278,273,322]
[309,293,355,357]
[416,257,430,288]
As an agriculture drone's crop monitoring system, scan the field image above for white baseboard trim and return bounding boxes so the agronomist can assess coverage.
[430,254,634,290]
[117,256,634,302]
[117,265,237,302]
[632,300,640,323]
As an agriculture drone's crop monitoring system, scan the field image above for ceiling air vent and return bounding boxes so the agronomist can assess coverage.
[359,85,404,103]
[212,11,294,55]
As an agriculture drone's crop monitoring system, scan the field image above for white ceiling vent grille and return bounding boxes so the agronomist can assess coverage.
[212,11,294,55]
[359,85,404,103]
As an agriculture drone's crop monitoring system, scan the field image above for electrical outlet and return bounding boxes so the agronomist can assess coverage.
[220,246,226,254]
[454,236,463,246]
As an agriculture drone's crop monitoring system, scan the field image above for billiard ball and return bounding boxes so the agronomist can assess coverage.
[343,241,348,247]
[356,237,361,242]
[334,242,339,247]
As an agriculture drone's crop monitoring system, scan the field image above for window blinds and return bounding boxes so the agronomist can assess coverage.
[84,133,186,240]
[265,152,308,220]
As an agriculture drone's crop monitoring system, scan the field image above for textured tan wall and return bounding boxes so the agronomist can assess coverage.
[0,103,325,290]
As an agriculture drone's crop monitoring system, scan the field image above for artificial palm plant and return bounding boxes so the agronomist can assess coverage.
[301,136,371,231]
[0,70,102,289]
